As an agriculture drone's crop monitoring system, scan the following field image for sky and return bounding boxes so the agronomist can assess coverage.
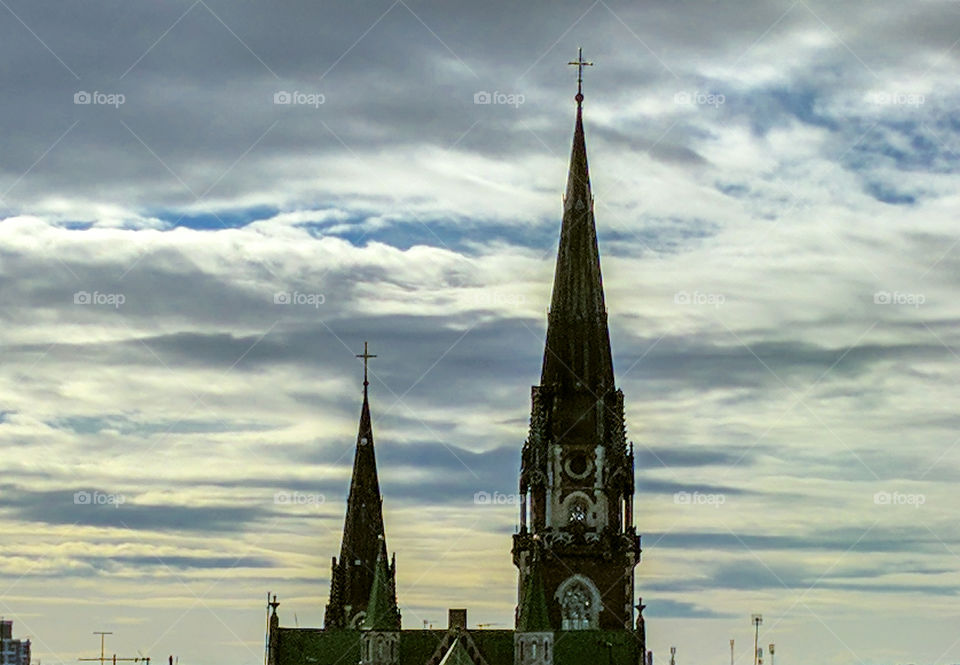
[1,1,959,664]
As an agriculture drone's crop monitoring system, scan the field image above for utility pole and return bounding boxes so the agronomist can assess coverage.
[730,639,735,665]
[751,615,763,665]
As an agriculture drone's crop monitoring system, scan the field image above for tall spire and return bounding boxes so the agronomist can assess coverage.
[514,53,640,634]
[325,344,393,629]
[541,50,614,392]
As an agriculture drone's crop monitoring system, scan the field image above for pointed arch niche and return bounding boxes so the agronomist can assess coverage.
[555,574,601,630]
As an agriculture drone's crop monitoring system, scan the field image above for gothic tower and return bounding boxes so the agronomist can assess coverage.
[325,345,400,629]
[512,62,641,632]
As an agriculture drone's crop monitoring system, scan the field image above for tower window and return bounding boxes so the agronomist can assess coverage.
[560,581,593,629]
[568,500,587,523]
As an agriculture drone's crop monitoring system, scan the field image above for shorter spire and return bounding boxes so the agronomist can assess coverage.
[363,539,400,630]
[325,346,389,629]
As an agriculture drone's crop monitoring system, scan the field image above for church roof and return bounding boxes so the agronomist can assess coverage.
[437,636,477,665]
[363,544,400,630]
[273,627,642,665]
[540,92,615,393]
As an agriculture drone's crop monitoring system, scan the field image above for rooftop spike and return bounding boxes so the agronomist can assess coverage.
[363,538,401,631]
[516,547,551,632]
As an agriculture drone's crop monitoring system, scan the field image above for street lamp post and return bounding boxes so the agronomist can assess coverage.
[751,615,763,665]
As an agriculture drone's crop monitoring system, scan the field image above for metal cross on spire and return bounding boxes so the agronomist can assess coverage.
[568,47,593,103]
[356,341,377,387]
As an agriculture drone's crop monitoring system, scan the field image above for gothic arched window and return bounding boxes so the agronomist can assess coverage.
[560,580,593,629]
[568,499,587,524]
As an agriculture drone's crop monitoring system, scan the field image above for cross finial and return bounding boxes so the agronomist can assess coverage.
[356,341,377,388]
[568,47,593,104]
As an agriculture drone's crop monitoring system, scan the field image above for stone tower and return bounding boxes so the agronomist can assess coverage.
[512,70,641,632]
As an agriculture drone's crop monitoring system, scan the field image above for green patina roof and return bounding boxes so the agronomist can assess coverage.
[397,629,453,663]
[516,554,551,632]
[274,627,641,665]
[554,629,643,664]
[363,547,399,630]
[275,628,361,665]
[437,636,474,665]
[465,630,514,664]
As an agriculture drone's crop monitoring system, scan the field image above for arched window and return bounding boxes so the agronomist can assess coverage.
[557,575,600,630]
[568,499,587,524]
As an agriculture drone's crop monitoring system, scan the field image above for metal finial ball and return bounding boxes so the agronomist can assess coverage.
[575,92,584,103]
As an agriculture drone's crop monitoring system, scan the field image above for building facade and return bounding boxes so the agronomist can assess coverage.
[1,620,31,665]
[268,73,648,665]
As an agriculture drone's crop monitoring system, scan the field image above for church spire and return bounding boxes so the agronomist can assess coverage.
[514,53,640,634]
[325,343,394,630]
[541,51,614,392]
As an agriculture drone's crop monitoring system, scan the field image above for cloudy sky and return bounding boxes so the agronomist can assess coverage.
[1,1,959,664]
